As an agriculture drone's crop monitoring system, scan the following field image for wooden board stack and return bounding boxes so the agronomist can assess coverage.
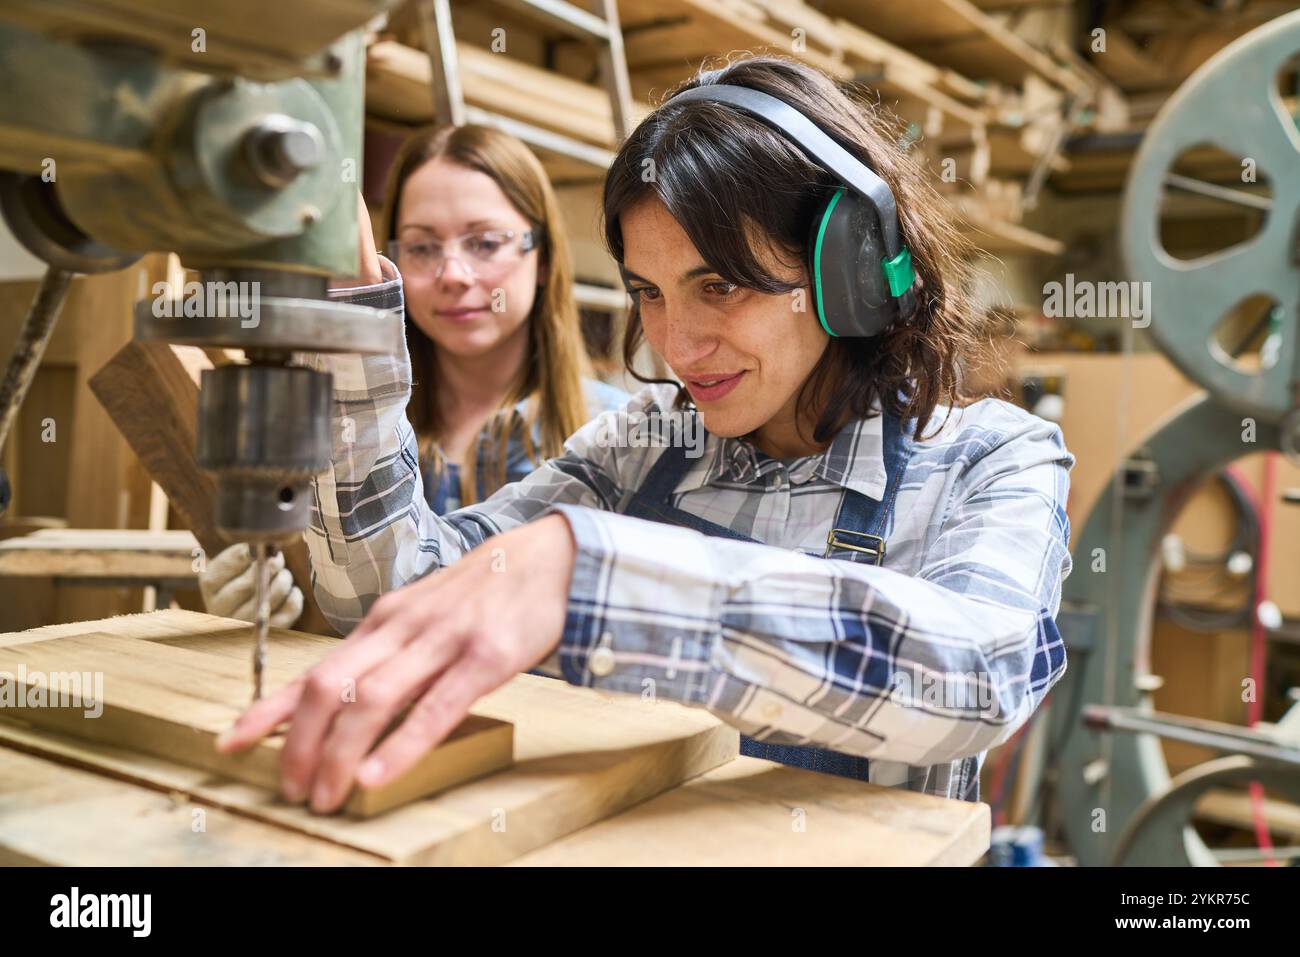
[366,40,651,147]
[0,610,739,864]
[360,0,1116,255]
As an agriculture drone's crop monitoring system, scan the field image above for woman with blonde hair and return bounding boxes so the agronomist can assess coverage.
[199,125,625,627]
[379,123,625,512]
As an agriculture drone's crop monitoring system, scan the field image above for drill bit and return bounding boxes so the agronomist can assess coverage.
[252,542,271,702]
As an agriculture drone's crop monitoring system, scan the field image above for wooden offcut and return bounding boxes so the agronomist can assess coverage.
[0,620,513,818]
[0,528,200,580]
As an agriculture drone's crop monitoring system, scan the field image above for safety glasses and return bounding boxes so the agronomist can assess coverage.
[387,228,540,280]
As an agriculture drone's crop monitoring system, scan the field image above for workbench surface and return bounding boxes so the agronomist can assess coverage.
[0,611,990,866]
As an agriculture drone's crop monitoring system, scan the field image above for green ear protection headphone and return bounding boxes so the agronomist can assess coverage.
[668,83,919,338]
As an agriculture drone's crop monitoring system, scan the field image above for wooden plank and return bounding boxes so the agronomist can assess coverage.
[88,341,228,553]
[817,0,1086,93]
[617,0,851,80]
[0,528,197,547]
[930,129,992,191]
[834,17,985,134]
[969,0,1062,8]
[0,607,243,649]
[368,114,606,189]
[950,176,1023,223]
[0,628,513,819]
[0,747,379,866]
[0,528,200,579]
[511,755,990,866]
[1055,135,1249,195]
[1106,0,1295,36]
[457,43,647,132]
[1196,787,1300,842]
[88,338,333,634]
[60,259,167,623]
[0,609,739,864]
[748,0,844,59]
[366,40,650,145]
[3,0,399,82]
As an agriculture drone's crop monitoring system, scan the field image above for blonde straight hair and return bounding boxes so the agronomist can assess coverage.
[382,125,590,505]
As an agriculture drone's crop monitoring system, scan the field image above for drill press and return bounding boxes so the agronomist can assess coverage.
[0,1,405,697]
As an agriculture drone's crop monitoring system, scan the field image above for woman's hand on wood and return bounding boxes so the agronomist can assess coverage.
[216,514,577,814]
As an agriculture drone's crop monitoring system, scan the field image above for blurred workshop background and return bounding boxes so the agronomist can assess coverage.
[2,0,1299,866]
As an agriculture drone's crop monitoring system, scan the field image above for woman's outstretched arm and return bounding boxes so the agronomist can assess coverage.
[306,264,628,634]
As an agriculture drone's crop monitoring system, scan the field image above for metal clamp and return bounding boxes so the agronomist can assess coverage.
[824,528,886,564]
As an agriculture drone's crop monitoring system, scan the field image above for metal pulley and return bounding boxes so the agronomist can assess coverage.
[1121,11,1300,424]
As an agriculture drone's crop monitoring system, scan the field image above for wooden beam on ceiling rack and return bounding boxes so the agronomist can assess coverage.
[815,0,1087,94]
[367,39,648,149]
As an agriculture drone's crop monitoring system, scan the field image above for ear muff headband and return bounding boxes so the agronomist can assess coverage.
[667,83,919,338]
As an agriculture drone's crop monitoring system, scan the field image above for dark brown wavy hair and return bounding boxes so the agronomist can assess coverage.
[602,55,985,441]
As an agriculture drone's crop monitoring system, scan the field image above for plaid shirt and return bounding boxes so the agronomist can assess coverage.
[310,270,1075,801]
[427,377,628,514]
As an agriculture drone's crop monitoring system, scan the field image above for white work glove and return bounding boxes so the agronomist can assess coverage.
[199,543,304,628]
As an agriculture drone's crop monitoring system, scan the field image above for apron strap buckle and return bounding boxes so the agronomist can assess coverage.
[824,527,886,564]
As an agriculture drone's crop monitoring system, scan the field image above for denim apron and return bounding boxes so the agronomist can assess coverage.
[622,413,915,782]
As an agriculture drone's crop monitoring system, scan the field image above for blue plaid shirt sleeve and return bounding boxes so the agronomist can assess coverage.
[546,414,1072,767]
[305,262,634,633]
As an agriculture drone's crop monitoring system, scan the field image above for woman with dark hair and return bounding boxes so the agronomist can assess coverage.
[221,55,1075,816]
